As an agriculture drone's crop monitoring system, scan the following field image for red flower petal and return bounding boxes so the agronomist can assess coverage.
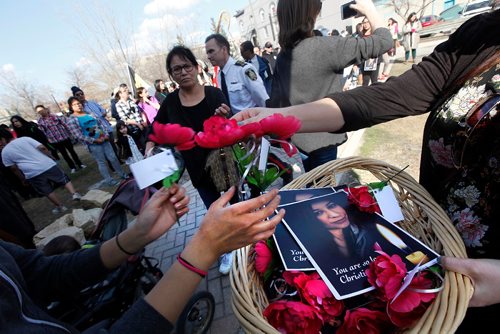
[259,114,301,139]
[149,123,195,147]
[254,240,273,275]
[195,116,247,148]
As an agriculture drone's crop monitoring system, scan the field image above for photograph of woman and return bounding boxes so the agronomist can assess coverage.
[281,191,438,299]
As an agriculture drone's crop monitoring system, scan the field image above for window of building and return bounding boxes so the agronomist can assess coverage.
[270,2,276,16]
[259,9,265,22]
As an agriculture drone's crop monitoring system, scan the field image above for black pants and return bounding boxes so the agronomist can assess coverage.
[362,70,378,86]
[52,139,83,169]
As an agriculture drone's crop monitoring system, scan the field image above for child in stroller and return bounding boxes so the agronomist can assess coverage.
[45,177,215,334]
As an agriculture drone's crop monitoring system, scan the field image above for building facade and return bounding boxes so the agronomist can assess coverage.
[233,0,469,48]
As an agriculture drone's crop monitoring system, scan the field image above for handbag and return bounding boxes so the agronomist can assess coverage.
[204,146,240,194]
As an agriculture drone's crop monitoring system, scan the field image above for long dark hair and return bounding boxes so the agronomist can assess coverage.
[10,115,33,137]
[406,12,417,23]
[287,194,373,261]
[277,0,322,51]
[67,96,80,113]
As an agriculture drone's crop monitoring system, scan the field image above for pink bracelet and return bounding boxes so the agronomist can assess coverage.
[177,254,207,278]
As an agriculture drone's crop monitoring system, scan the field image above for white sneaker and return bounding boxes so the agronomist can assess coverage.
[70,168,76,174]
[218,251,234,275]
[72,192,82,201]
[80,164,87,169]
[52,206,68,214]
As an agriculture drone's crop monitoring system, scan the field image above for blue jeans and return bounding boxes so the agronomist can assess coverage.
[302,145,338,172]
[88,142,127,182]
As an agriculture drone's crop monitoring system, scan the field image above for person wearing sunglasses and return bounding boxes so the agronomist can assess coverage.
[233,9,500,332]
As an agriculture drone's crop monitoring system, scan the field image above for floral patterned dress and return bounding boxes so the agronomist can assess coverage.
[421,64,500,258]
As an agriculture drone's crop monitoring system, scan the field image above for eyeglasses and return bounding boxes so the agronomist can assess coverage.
[171,64,194,76]
[452,92,499,169]
[75,92,84,97]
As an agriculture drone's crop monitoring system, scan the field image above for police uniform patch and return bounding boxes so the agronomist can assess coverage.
[245,68,258,81]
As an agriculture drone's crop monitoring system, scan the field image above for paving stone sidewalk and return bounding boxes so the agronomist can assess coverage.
[145,147,303,333]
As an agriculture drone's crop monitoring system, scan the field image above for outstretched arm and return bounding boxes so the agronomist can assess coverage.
[99,184,189,269]
[232,98,346,133]
[142,187,284,324]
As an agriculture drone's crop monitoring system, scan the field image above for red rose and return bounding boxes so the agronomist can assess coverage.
[263,300,323,334]
[194,116,247,148]
[254,240,273,275]
[365,244,407,301]
[295,274,344,323]
[240,122,264,138]
[259,114,301,139]
[337,308,394,334]
[387,273,437,328]
[347,186,381,214]
[282,270,303,287]
[149,123,195,151]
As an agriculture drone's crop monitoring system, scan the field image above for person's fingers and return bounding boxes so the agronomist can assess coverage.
[169,184,186,203]
[231,189,279,215]
[231,110,254,122]
[440,256,474,277]
[144,187,172,209]
[176,206,189,218]
[212,186,235,209]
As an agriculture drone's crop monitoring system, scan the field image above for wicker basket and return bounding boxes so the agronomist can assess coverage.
[230,156,473,334]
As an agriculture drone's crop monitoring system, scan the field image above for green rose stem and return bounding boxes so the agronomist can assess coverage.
[162,169,182,225]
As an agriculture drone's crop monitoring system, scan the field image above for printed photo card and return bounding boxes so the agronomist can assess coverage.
[279,191,440,300]
[273,187,338,270]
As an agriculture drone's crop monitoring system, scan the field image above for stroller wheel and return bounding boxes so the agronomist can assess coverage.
[176,291,215,334]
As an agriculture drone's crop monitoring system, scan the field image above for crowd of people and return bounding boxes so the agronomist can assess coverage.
[0,0,498,332]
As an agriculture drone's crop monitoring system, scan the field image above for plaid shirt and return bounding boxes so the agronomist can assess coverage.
[66,114,108,145]
[115,99,145,125]
[37,114,71,143]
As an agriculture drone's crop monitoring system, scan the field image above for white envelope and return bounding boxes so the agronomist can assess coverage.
[129,149,178,189]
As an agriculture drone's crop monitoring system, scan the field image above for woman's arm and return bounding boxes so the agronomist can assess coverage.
[351,0,385,30]
[141,187,284,324]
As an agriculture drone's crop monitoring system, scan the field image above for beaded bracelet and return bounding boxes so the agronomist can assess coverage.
[177,254,207,278]
[115,234,135,256]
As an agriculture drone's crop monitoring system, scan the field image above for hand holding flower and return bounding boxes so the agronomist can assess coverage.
[193,187,285,259]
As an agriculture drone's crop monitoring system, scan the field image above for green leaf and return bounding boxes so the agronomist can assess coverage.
[368,181,387,191]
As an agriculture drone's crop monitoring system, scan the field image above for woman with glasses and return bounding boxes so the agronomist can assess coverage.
[268,0,392,172]
[234,9,500,332]
[146,45,229,210]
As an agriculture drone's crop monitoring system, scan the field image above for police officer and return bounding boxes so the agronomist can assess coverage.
[205,33,269,114]
[240,40,273,96]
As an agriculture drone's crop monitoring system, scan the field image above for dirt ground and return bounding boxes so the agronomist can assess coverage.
[358,113,427,182]
[20,144,130,232]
